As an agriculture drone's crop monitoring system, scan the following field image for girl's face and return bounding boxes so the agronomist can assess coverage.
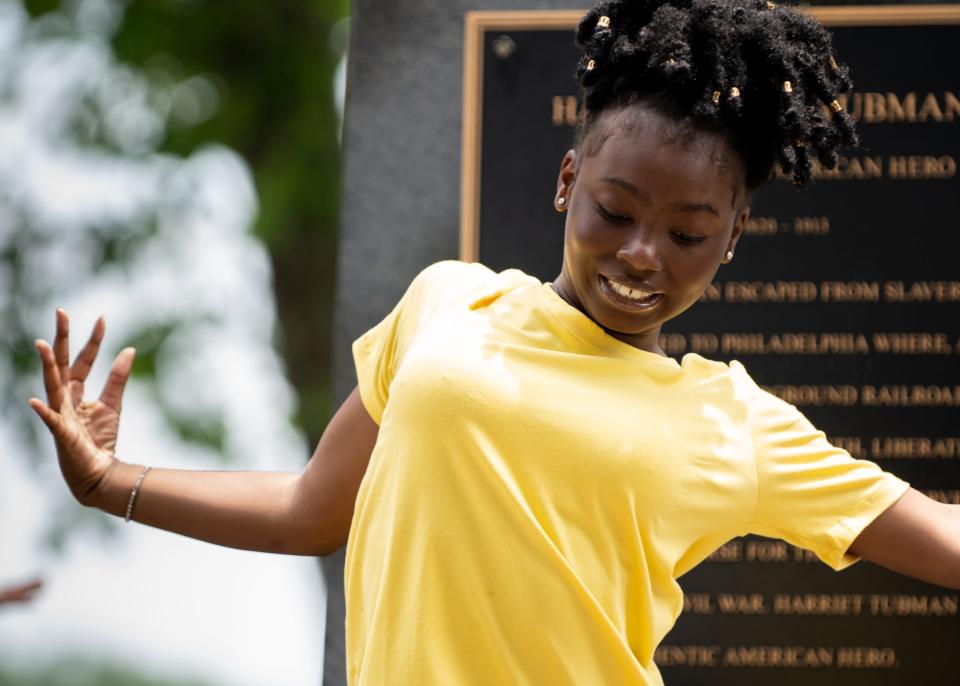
[552,105,750,355]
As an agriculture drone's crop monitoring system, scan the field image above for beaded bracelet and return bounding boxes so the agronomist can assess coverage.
[124,466,151,523]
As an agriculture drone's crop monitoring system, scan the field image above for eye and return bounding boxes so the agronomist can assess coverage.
[671,230,707,245]
[595,203,630,224]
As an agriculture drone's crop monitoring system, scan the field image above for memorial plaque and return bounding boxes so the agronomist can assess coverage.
[461,6,960,683]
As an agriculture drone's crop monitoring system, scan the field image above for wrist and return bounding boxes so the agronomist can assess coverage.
[80,457,118,507]
[85,459,139,516]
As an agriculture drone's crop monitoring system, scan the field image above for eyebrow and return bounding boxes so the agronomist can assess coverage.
[600,176,720,217]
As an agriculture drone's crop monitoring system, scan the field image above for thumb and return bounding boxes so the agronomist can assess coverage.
[99,347,135,412]
[28,398,66,437]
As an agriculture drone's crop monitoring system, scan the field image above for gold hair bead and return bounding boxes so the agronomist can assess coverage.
[729,86,741,98]
[830,99,843,113]
[782,80,793,94]
[829,56,839,70]
[586,59,596,71]
[712,90,721,104]
[597,15,611,29]
[766,1,776,8]
[665,58,676,66]
[794,138,805,148]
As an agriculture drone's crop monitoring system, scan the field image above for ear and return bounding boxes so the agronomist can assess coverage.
[727,192,751,255]
[555,149,578,205]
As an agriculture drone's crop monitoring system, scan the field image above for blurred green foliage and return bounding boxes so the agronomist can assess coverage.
[12,0,347,450]
[0,657,215,686]
[106,0,350,440]
[3,0,348,542]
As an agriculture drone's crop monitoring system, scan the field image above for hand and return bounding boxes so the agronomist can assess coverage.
[0,578,43,606]
[29,309,135,506]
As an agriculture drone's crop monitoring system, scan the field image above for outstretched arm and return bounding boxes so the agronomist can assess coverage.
[848,488,960,589]
[30,309,378,557]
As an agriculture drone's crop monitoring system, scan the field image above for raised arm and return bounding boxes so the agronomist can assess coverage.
[848,488,960,590]
[30,309,377,557]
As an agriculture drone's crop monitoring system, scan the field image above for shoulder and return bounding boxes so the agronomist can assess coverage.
[723,359,817,439]
[408,260,495,292]
[404,260,539,313]
[410,260,533,289]
[679,355,802,427]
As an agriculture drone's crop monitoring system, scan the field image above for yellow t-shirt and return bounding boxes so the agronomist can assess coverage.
[346,261,909,685]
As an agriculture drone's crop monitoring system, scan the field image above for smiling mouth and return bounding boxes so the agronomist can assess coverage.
[598,274,665,310]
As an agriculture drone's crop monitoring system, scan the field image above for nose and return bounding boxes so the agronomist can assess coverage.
[616,231,664,273]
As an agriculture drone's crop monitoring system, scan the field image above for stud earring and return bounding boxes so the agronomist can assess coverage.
[724,250,734,263]
[556,196,567,213]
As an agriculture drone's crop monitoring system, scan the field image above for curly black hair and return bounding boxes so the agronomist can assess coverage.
[573,0,858,189]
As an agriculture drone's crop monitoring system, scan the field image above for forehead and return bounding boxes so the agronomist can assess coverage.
[581,106,743,206]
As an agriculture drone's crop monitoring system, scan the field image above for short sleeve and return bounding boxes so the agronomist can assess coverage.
[732,362,911,570]
[352,260,504,424]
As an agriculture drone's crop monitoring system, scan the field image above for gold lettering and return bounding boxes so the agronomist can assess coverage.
[869,594,958,616]
[820,281,880,302]
[689,333,718,354]
[721,333,869,355]
[698,282,722,302]
[654,645,720,667]
[773,594,866,616]
[885,92,916,121]
[842,91,959,123]
[871,437,960,459]
[883,281,960,302]
[745,540,789,562]
[829,436,865,459]
[872,332,952,354]
[838,93,857,119]
[707,541,742,562]
[862,385,960,407]
[918,92,945,122]
[793,216,830,235]
[836,647,897,668]
[721,645,834,668]
[683,593,715,614]
[807,155,883,180]
[717,593,768,614]
[764,385,859,406]
[863,92,887,122]
[659,333,687,355]
[792,546,820,562]
[551,95,578,126]
[744,216,779,235]
[946,92,960,121]
[887,155,956,179]
[723,281,818,303]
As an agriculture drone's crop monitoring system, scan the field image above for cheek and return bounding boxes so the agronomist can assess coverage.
[678,256,722,295]
[567,215,616,258]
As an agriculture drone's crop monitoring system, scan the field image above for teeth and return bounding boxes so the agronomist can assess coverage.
[608,278,658,302]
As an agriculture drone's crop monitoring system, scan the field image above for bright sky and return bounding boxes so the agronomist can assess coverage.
[0,1,340,683]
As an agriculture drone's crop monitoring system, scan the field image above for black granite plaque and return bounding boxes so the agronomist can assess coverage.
[462,6,960,683]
